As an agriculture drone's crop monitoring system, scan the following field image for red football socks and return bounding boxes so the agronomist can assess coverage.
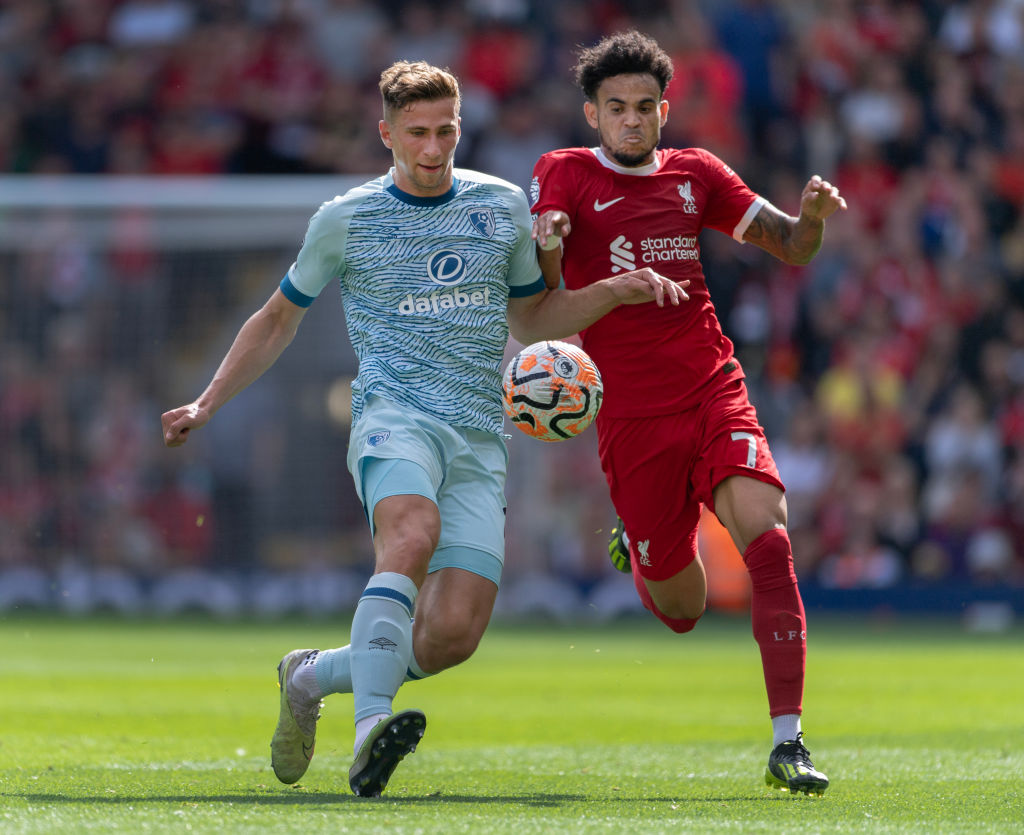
[743,528,806,718]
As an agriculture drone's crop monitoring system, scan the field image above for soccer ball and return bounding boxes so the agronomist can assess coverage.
[502,340,603,442]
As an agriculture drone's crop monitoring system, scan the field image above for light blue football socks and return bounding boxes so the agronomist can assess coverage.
[303,630,432,699]
[348,572,418,724]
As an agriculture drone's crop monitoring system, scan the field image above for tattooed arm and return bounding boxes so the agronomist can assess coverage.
[743,175,847,266]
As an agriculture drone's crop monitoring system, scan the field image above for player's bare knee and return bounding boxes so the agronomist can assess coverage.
[658,598,707,623]
[398,518,438,552]
[417,619,481,671]
[648,581,706,623]
[375,528,436,578]
[434,635,478,669]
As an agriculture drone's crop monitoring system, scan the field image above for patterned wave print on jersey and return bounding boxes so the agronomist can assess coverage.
[338,173,533,433]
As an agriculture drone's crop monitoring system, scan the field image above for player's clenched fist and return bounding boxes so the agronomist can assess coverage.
[161,403,209,447]
[801,175,847,221]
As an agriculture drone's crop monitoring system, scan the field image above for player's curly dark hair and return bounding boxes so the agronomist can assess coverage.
[574,30,674,101]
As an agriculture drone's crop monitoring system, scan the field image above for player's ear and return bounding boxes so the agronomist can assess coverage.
[583,101,598,129]
[379,119,393,149]
[659,99,669,127]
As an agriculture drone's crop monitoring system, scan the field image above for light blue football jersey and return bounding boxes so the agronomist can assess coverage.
[280,168,544,433]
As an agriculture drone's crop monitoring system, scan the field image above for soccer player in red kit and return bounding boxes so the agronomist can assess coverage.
[530,30,846,795]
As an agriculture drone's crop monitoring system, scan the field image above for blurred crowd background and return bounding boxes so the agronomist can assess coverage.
[2,0,1024,619]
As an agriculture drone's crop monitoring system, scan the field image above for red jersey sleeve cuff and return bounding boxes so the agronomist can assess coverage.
[732,196,767,243]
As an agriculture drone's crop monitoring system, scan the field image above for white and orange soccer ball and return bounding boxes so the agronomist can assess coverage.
[502,340,603,442]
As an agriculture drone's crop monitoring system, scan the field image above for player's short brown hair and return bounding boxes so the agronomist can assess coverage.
[574,30,674,101]
[379,61,461,120]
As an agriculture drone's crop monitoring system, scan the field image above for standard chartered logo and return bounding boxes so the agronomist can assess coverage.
[609,233,700,272]
[641,234,700,262]
[609,235,635,273]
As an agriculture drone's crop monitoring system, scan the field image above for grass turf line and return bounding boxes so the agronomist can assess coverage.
[1,614,1021,833]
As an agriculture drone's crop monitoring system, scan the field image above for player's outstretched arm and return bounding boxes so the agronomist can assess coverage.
[507,268,689,345]
[743,175,847,266]
[162,288,307,447]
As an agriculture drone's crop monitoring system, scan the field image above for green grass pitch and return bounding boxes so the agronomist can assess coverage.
[1,612,1021,833]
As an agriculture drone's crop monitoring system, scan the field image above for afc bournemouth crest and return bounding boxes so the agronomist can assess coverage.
[468,208,495,238]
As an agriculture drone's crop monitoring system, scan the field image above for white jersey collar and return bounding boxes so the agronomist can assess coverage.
[591,146,661,176]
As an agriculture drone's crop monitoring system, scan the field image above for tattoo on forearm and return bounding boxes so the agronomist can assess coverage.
[788,215,824,263]
[745,212,782,246]
[746,205,822,265]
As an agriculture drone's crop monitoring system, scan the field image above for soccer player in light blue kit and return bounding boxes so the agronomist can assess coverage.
[161,60,686,797]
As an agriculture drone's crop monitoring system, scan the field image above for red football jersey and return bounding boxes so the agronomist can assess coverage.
[531,146,765,417]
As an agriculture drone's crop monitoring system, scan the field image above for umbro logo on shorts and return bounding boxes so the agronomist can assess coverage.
[367,431,391,448]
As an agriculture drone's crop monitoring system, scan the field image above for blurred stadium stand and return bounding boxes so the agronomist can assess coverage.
[1,0,1023,622]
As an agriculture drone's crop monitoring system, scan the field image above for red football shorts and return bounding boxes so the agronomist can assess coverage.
[596,378,783,582]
